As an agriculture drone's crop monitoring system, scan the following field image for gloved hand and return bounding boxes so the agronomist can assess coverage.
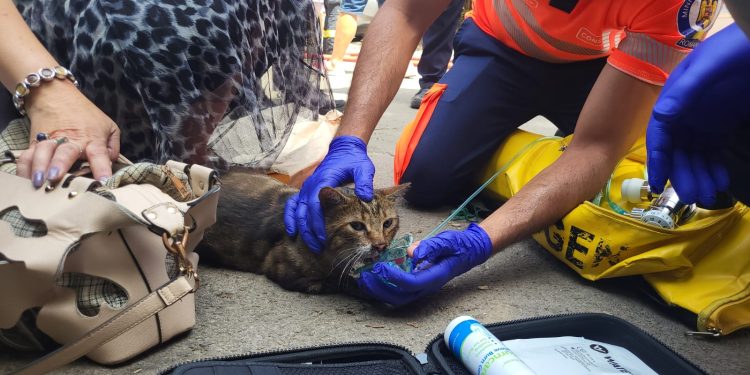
[284,136,375,253]
[358,223,493,306]
[647,24,750,206]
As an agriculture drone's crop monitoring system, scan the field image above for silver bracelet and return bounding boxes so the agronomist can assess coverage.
[12,66,79,116]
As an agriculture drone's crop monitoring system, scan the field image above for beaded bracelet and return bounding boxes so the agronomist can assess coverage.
[12,66,79,116]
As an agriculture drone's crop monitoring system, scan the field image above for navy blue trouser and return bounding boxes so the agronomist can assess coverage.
[727,125,750,206]
[418,0,464,89]
[400,19,607,208]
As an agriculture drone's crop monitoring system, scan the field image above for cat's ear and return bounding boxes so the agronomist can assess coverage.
[319,187,349,209]
[378,183,411,201]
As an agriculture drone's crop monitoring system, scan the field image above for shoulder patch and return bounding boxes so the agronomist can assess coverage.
[676,0,722,48]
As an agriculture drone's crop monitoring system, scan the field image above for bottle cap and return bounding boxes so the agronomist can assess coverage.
[445,316,476,342]
[444,316,477,357]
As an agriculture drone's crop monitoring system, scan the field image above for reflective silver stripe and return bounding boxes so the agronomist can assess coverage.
[493,0,567,62]
[601,31,611,51]
[617,32,688,74]
[613,31,623,47]
[509,0,608,56]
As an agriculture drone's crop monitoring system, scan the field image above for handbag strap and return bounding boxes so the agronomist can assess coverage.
[12,276,195,375]
[165,160,217,197]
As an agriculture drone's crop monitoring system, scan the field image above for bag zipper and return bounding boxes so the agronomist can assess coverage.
[685,328,722,337]
[694,284,750,336]
[420,312,706,374]
[158,341,417,374]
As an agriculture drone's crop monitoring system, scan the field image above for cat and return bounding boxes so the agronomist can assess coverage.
[199,168,408,295]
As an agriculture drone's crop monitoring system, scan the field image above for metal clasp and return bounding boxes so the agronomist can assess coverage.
[685,327,722,338]
[162,226,200,289]
[1,151,15,165]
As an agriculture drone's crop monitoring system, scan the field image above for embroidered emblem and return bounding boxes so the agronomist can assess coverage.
[676,0,721,48]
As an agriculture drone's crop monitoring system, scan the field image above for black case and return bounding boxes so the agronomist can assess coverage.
[161,313,706,375]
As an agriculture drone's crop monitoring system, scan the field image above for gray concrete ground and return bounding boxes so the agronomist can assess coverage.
[3,88,749,375]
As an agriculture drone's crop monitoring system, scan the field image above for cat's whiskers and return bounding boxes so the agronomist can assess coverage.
[338,254,361,291]
[328,248,365,291]
[332,252,358,289]
[342,254,363,292]
[328,246,363,276]
[336,246,370,291]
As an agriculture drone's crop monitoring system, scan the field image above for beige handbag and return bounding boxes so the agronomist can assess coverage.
[0,120,220,374]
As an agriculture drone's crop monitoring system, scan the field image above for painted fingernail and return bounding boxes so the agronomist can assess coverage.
[98,176,110,183]
[32,171,44,188]
[47,167,60,180]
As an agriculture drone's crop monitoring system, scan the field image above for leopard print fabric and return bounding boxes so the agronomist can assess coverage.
[14,0,328,170]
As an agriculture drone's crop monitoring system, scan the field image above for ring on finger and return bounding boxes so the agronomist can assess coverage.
[31,132,49,144]
[52,137,68,146]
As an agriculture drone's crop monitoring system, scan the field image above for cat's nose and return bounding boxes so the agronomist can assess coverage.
[372,243,387,252]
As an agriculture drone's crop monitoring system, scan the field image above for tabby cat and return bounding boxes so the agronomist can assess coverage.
[199,168,408,295]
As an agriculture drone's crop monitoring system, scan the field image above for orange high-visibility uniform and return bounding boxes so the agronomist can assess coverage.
[393,0,721,191]
[470,0,721,84]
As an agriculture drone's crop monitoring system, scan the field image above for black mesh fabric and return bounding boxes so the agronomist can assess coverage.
[15,0,332,171]
[446,360,470,375]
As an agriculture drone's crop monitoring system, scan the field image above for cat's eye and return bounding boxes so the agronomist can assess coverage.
[383,219,394,229]
[350,222,366,231]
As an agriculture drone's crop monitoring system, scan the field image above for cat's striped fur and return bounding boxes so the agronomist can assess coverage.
[199,168,408,295]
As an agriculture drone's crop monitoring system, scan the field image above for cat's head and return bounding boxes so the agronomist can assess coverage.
[317,184,410,276]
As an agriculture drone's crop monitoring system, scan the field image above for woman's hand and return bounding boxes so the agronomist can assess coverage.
[16,80,120,187]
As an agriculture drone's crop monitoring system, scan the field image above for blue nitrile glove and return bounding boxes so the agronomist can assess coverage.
[284,136,375,253]
[647,24,750,206]
[358,223,493,307]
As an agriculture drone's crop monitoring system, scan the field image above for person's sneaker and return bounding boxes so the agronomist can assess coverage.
[317,92,347,115]
[410,85,433,109]
[319,99,346,115]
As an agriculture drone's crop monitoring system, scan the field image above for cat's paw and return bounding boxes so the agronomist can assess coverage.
[304,283,325,294]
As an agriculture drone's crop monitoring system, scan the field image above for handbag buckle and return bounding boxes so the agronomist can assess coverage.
[162,226,200,290]
[1,151,16,164]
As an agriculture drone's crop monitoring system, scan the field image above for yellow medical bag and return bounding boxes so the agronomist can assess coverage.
[480,130,750,336]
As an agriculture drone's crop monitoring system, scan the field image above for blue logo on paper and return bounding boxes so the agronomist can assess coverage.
[590,344,609,354]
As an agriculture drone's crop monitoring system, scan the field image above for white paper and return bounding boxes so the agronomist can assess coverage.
[270,110,340,176]
[502,336,657,375]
